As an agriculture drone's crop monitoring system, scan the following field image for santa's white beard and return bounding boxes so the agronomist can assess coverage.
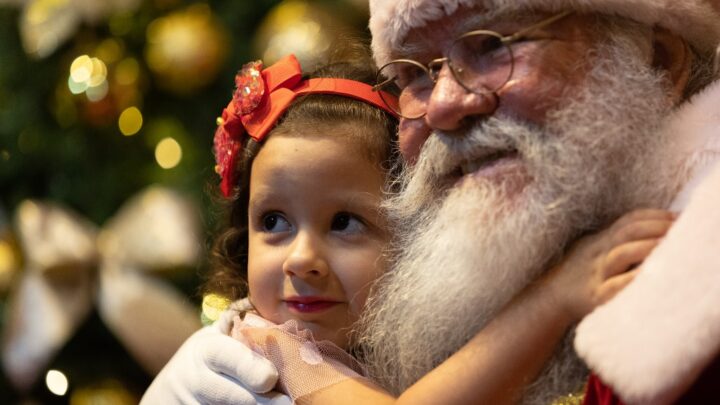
[358,27,683,402]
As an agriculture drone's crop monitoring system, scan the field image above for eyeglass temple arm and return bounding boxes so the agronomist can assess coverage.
[373,58,443,91]
[505,10,574,42]
[373,79,392,91]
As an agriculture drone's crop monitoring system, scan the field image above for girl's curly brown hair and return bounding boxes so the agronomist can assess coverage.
[203,45,399,302]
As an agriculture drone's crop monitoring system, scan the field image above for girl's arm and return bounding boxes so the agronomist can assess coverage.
[304,209,676,405]
[306,269,574,405]
[307,274,572,405]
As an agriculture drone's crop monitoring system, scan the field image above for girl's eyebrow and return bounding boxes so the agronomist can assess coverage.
[340,192,383,215]
[248,190,381,212]
[248,189,281,211]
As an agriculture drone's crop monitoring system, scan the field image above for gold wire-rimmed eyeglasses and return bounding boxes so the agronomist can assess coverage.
[373,10,574,119]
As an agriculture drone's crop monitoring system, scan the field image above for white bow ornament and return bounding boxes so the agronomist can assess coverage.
[1,186,203,391]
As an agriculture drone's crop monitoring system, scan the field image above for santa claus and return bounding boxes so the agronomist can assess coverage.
[366,1,720,404]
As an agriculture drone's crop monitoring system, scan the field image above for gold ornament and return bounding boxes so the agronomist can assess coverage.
[70,379,137,405]
[551,389,586,405]
[144,3,229,95]
[0,238,19,294]
[0,207,20,294]
[253,0,356,71]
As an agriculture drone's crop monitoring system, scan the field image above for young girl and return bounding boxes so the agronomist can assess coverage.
[205,52,675,404]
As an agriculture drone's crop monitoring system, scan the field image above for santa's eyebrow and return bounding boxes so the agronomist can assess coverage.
[390,41,433,60]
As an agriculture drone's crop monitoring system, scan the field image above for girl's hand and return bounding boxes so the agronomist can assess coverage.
[546,209,675,322]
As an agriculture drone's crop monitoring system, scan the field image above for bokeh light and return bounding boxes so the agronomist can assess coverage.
[87,58,108,87]
[86,80,109,102]
[118,107,143,136]
[46,369,69,396]
[95,38,124,65]
[154,137,182,169]
[201,293,230,324]
[0,240,17,291]
[68,75,88,95]
[70,55,94,83]
[68,55,109,102]
[115,58,140,86]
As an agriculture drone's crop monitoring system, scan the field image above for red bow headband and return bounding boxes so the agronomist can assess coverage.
[213,54,399,197]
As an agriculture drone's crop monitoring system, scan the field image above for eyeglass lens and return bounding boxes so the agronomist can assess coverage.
[376,32,513,119]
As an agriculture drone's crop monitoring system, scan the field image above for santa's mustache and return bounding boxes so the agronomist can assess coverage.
[412,121,524,185]
[395,115,592,229]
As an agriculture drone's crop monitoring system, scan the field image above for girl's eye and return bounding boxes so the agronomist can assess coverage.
[262,213,291,233]
[331,212,366,233]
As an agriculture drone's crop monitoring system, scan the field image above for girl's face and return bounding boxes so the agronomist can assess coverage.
[247,131,388,349]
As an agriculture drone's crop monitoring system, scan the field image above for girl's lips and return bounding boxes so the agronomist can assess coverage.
[284,298,340,313]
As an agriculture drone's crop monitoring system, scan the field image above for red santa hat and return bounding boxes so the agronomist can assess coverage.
[369,0,720,67]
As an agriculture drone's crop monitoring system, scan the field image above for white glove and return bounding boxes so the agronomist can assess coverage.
[140,312,290,405]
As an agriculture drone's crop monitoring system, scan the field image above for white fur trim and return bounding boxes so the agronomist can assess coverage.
[668,81,720,212]
[574,80,720,404]
[369,0,720,67]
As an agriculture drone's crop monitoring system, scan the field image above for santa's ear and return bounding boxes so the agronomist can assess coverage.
[652,26,692,102]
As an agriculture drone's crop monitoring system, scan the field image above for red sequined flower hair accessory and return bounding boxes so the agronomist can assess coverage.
[213,54,399,197]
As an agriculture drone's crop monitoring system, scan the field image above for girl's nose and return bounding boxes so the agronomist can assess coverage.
[282,232,329,279]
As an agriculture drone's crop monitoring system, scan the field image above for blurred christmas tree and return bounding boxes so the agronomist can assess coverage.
[0,0,282,224]
[0,0,370,402]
